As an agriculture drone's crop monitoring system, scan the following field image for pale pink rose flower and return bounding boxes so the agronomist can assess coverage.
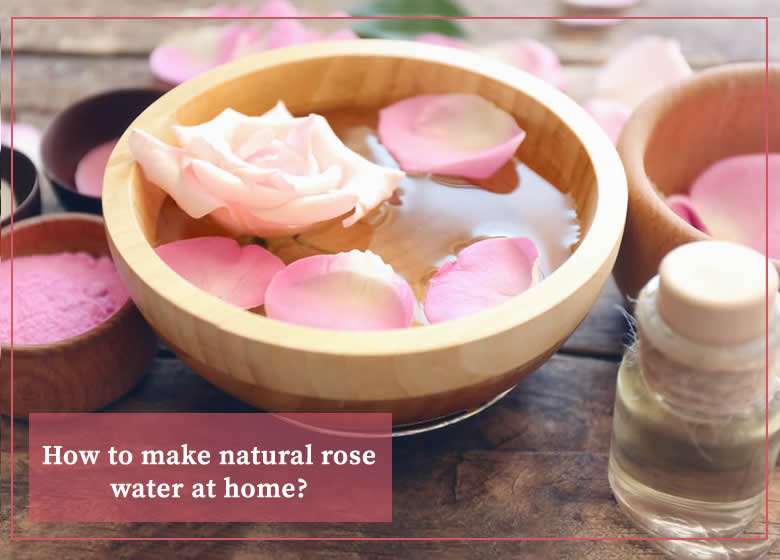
[129,101,404,237]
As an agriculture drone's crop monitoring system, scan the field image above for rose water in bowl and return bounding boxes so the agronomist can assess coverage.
[271,107,581,312]
[104,39,628,423]
[152,105,581,325]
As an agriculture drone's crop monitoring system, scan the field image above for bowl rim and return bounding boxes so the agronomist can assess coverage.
[0,212,139,353]
[40,87,168,201]
[618,61,779,268]
[104,39,627,356]
[0,146,41,229]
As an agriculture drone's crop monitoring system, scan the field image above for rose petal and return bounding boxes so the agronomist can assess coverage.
[424,237,542,324]
[594,35,692,109]
[150,1,356,85]
[264,19,357,50]
[378,94,526,179]
[665,194,709,234]
[155,236,285,308]
[478,40,565,90]
[688,154,780,258]
[129,129,226,218]
[302,114,404,226]
[262,99,295,120]
[265,250,415,330]
[248,190,360,227]
[149,26,229,85]
[1,122,42,166]
[74,139,118,197]
[257,0,304,18]
[582,99,631,144]
[413,36,565,90]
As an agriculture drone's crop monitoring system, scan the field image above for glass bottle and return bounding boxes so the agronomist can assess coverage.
[608,241,780,559]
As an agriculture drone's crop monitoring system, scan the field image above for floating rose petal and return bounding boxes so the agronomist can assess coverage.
[75,139,118,197]
[129,101,404,237]
[150,1,357,85]
[378,94,526,179]
[424,237,542,324]
[687,154,780,259]
[665,194,709,234]
[155,236,285,308]
[594,35,692,109]
[478,40,566,90]
[582,99,631,144]
[414,35,565,90]
[1,122,42,166]
[264,250,415,330]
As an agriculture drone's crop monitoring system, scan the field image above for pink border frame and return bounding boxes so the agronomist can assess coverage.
[7,14,772,542]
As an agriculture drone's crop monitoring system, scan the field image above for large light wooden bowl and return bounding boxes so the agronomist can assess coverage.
[614,63,779,302]
[102,40,627,425]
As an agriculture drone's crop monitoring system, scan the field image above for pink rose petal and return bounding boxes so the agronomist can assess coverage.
[257,0,302,18]
[155,236,285,308]
[150,1,357,85]
[74,139,118,197]
[414,35,565,90]
[582,99,631,144]
[378,94,526,179]
[688,154,780,259]
[665,194,709,234]
[595,35,692,109]
[479,40,566,90]
[129,129,226,219]
[265,250,415,331]
[424,237,542,324]
[264,19,357,50]
[1,122,42,166]
[149,26,231,86]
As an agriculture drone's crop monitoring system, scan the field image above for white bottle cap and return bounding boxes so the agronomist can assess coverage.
[656,241,778,345]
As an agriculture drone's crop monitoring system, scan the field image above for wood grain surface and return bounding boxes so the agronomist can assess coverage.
[1,2,778,558]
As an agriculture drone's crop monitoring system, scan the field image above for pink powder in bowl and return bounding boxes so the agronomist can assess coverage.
[0,252,129,344]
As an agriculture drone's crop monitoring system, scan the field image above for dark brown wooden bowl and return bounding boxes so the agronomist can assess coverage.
[0,213,158,417]
[0,145,41,229]
[41,88,165,214]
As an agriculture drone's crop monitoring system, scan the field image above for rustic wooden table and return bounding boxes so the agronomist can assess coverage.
[2,2,779,558]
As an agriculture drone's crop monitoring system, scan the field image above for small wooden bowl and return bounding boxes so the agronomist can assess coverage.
[102,40,627,425]
[0,145,41,229]
[614,63,779,301]
[0,214,158,417]
[40,88,165,214]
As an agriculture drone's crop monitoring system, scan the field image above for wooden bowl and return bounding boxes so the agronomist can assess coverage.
[0,145,41,229]
[614,63,779,301]
[40,88,165,214]
[0,214,158,417]
[102,40,627,425]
